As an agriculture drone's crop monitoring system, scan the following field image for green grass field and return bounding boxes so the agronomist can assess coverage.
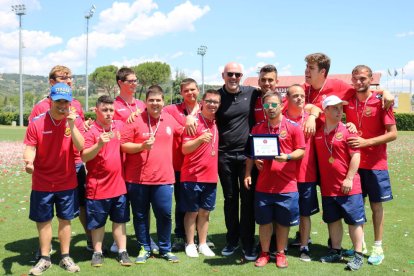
[1,126,413,275]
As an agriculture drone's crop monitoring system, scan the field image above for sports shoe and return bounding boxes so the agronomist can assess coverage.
[343,241,368,257]
[346,253,363,271]
[171,237,186,252]
[206,235,216,249]
[34,246,53,261]
[150,237,159,255]
[86,239,94,252]
[117,251,133,266]
[276,252,288,268]
[221,244,239,256]
[320,250,343,263]
[185,244,199,258]
[242,247,258,261]
[59,256,80,273]
[162,252,180,263]
[135,247,151,264]
[110,241,118,253]
[289,231,312,247]
[255,252,270,267]
[367,246,384,265]
[198,243,215,257]
[29,258,52,275]
[91,252,104,267]
[299,248,311,262]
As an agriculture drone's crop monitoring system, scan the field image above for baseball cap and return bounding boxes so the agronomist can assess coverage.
[322,95,348,110]
[50,83,72,102]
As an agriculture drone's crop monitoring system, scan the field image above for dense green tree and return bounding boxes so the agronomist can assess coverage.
[133,62,171,99]
[89,65,118,98]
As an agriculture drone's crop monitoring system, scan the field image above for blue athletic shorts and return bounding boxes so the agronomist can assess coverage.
[298,182,320,217]
[254,191,299,226]
[29,188,79,222]
[76,163,87,207]
[322,194,366,225]
[180,182,217,212]
[86,194,130,230]
[359,169,393,203]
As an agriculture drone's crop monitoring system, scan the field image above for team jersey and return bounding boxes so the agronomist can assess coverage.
[113,96,146,122]
[314,123,361,196]
[164,102,200,172]
[180,113,219,183]
[251,117,306,194]
[254,96,266,124]
[28,97,85,122]
[303,79,354,109]
[120,110,183,185]
[344,91,396,170]
[24,112,84,192]
[283,111,318,183]
[83,120,126,200]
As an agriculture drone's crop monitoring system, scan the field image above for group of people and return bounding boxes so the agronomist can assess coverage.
[23,52,397,275]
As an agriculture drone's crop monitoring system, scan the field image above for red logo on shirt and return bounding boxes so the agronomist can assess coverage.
[64,127,71,137]
[365,107,372,117]
[335,132,343,141]
[279,130,287,139]
[263,139,267,144]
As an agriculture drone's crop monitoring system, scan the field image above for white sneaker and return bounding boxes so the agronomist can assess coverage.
[110,241,118,253]
[198,243,215,257]
[185,244,199,258]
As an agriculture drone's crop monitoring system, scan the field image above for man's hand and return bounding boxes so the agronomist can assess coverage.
[66,110,77,126]
[185,115,198,136]
[346,122,357,134]
[142,136,155,150]
[98,132,111,147]
[24,160,34,174]
[126,109,142,124]
[341,178,353,194]
[347,136,369,148]
[303,116,316,137]
[274,153,289,163]
[84,118,94,131]
[244,176,252,190]
[255,159,264,171]
[198,132,212,143]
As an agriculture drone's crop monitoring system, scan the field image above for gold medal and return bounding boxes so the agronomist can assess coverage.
[328,156,334,164]
[211,150,215,156]
[107,131,114,139]
[149,135,155,142]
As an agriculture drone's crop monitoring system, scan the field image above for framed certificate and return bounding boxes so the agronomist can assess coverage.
[249,134,280,159]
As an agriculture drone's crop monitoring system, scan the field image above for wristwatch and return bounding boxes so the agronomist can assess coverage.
[286,154,291,162]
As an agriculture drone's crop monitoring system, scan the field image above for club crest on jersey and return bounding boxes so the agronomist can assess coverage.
[335,132,343,141]
[64,127,71,137]
[279,130,287,139]
[364,107,372,117]
[166,126,172,135]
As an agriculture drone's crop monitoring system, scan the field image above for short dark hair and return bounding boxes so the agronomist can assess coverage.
[286,84,303,96]
[96,95,114,107]
[116,67,136,88]
[146,85,164,100]
[180,78,198,91]
[352,65,373,77]
[202,89,221,100]
[262,91,282,104]
[259,64,278,74]
[305,53,330,77]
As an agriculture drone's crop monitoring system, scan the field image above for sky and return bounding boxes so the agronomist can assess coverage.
[1,0,413,91]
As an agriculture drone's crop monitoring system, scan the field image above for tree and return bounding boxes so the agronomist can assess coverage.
[133,62,171,99]
[89,65,118,98]
[171,70,187,104]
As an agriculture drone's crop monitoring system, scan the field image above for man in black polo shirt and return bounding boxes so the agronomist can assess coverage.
[217,62,259,260]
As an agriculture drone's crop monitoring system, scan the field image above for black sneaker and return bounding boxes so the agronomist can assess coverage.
[91,252,104,267]
[346,253,363,271]
[290,231,301,247]
[171,237,185,252]
[117,251,133,266]
[299,248,311,262]
[206,235,215,249]
[242,247,258,261]
[320,249,343,263]
[221,244,239,256]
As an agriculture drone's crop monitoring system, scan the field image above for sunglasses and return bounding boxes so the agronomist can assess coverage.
[124,79,138,84]
[263,103,279,109]
[226,72,243,78]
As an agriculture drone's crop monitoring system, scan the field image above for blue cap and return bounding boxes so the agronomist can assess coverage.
[50,83,72,102]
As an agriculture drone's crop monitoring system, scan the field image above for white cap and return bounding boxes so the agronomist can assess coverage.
[322,95,348,110]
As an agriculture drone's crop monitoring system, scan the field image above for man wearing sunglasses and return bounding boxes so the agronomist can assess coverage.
[216,62,259,260]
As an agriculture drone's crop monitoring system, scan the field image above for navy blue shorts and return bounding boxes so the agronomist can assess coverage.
[254,191,299,227]
[76,163,87,207]
[322,194,366,225]
[86,194,130,230]
[359,169,393,203]
[29,188,79,222]
[298,182,320,217]
[180,182,217,212]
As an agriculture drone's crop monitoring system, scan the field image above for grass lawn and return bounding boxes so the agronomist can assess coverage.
[0,126,413,275]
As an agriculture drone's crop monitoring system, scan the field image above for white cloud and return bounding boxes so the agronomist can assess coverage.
[279,64,292,76]
[396,31,414,38]
[111,55,166,68]
[170,51,184,59]
[256,50,275,58]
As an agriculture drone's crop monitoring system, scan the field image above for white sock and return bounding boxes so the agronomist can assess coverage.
[374,240,382,247]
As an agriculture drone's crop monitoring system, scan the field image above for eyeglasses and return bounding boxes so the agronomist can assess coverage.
[226,72,243,78]
[124,79,138,84]
[263,103,279,109]
[204,99,220,105]
[54,75,73,80]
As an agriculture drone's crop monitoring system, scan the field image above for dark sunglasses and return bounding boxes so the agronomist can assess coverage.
[226,72,243,78]
[263,103,279,109]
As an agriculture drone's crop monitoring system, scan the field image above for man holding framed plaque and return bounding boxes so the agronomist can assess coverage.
[244,91,305,269]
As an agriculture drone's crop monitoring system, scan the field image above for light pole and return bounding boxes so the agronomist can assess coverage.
[197,45,207,94]
[84,5,96,112]
[12,4,26,127]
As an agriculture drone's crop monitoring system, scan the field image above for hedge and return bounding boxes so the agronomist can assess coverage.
[1,112,414,130]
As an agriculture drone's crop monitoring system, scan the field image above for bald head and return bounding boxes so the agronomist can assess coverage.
[222,62,243,93]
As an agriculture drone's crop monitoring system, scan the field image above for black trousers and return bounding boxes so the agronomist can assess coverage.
[218,151,256,250]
